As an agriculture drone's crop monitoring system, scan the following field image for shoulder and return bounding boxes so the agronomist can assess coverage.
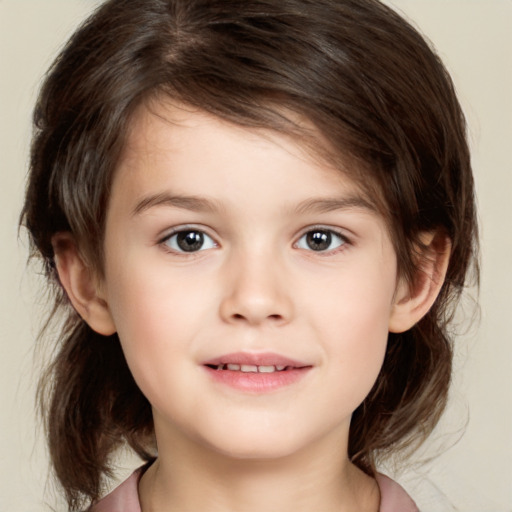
[377,473,419,512]
[88,468,143,512]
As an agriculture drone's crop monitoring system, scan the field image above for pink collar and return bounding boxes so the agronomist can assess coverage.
[90,468,419,512]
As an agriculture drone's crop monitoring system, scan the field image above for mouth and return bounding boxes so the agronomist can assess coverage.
[202,352,312,392]
[205,363,295,373]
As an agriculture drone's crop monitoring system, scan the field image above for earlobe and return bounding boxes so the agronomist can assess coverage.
[52,232,116,336]
[389,231,451,333]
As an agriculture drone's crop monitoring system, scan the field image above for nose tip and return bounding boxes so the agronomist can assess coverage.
[219,260,292,326]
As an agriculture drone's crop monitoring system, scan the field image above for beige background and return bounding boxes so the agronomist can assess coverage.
[1,1,511,510]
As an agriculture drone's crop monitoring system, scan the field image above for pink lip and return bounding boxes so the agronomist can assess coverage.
[202,352,312,393]
[203,352,310,368]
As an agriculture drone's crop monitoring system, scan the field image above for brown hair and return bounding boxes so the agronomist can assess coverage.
[21,0,478,509]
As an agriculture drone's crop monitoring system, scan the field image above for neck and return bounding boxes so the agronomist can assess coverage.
[139,425,379,512]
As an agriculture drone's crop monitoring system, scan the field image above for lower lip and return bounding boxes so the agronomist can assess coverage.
[203,366,311,393]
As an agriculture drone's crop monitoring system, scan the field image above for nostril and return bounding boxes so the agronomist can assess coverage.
[230,312,283,323]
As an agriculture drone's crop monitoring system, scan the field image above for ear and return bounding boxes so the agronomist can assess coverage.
[52,232,116,336]
[389,231,451,333]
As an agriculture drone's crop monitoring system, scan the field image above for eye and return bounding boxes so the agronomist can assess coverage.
[296,228,347,252]
[162,229,216,253]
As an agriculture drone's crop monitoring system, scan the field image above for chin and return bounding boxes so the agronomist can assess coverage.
[196,423,316,462]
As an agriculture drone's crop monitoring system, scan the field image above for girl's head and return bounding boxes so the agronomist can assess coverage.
[22,0,477,508]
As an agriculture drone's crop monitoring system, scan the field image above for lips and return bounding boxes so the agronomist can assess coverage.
[210,363,288,373]
[203,352,310,369]
[202,352,312,393]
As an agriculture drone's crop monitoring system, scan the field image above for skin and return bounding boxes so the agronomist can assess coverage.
[54,100,448,511]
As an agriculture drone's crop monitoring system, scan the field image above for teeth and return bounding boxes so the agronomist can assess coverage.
[214,364,290,373]
[258,365,276,373]
[240,364,258,372]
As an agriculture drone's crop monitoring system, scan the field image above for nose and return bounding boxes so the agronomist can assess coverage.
[219,250,293,326]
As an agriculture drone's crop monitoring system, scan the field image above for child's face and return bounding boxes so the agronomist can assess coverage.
[101,100,402,460]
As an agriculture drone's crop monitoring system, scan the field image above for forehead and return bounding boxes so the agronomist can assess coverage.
[115,99,379,207]
[121,99,327,169]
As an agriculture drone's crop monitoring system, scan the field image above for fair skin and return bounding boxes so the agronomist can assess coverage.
[54,100,449,511]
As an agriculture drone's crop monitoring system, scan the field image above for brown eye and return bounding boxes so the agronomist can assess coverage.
[296,229,346,252]
[163,229,216,253]
[176,231,204,252]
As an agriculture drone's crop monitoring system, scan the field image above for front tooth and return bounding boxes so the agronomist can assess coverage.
[227,363,240,371]
[258,365,276,373]
[240,364,258,372]
[276,365,286,371]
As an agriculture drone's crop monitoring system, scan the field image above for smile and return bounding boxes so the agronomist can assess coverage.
[202,352,312,393]
[207,363,289,373]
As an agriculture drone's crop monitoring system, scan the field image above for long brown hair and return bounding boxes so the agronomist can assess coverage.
[22,0,478,509]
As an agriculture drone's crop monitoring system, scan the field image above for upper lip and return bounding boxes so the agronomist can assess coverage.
[202,352,311,368]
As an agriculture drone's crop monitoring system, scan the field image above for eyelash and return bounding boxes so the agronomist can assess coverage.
[294,227,350,254]
[159,226,217,255]
[158,226,351,255]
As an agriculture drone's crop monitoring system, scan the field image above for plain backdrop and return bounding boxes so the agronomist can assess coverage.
[1,1,511,510]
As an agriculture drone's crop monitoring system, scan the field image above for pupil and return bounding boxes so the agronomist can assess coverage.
[307,230,331,251]
[177,231,203,252]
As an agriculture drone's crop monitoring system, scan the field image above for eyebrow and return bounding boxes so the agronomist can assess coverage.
[132,193,220,216]
[294,196,377,215]
[132,192,376,216]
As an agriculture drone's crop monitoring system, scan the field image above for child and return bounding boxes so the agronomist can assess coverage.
[21,0,478,510]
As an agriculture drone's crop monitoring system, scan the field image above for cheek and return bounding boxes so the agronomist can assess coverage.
[104,261,206,386]
[309,262,395,399]
[310,261,395,341]
[107,252,206,336]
